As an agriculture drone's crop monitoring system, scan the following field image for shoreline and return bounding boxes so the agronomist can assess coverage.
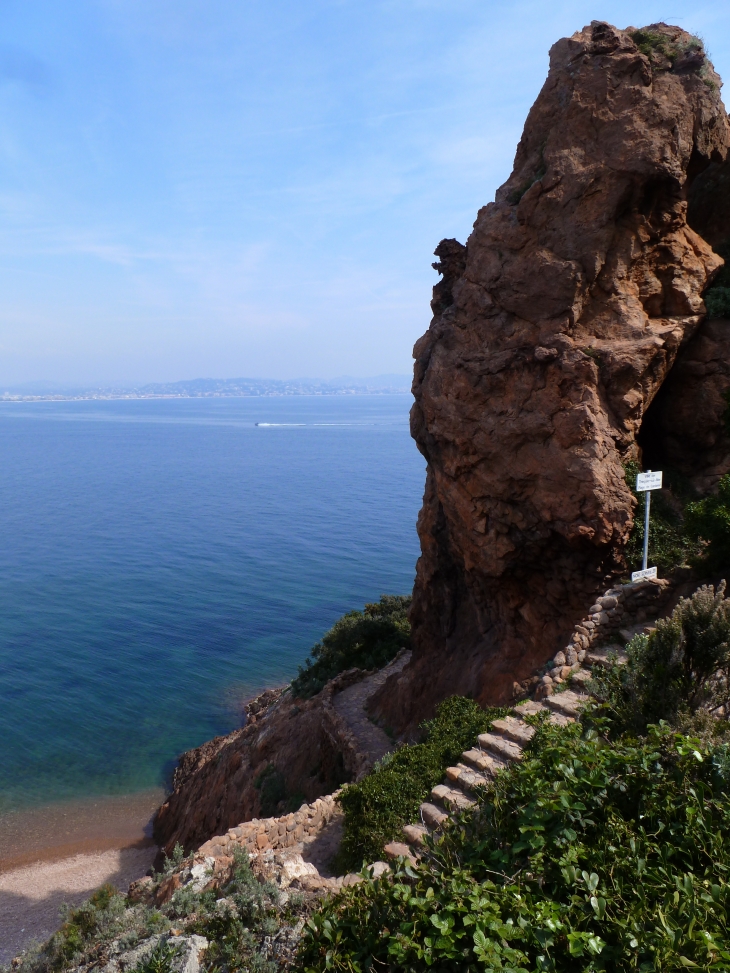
[0,789,165,874]
[0,790,164,962]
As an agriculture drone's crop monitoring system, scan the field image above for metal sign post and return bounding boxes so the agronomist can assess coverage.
[632,470,663,582]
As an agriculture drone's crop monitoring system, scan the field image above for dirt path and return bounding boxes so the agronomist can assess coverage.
[333,651,411,767]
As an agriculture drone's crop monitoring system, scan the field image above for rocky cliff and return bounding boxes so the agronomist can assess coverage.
[154,684,348,857]
[370,21,730,733]
[154,653,409,857]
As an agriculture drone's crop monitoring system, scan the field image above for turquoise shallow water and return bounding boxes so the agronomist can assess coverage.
[0,395,423,815]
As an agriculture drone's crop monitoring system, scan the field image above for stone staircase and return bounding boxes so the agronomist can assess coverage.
[384,687,591,861]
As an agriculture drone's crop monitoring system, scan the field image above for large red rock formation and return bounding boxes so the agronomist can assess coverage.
[640,157,730,493]
[370,21,730,733]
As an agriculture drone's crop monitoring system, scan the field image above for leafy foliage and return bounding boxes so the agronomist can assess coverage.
[630,29,704,68]
[706,286,730,319]
[631,28,675,59]
[705,242,730,320]
[191,847,282,973]
[255,763,289,817]
[130,940,180,973]
[685,475,730,572]
[335,696,507,872]
[591,582,730,734]
[7,847,303,973]
[299,718,730,972]
[291,595,411,699]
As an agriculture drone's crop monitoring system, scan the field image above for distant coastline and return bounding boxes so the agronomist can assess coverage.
[0,375,411,403]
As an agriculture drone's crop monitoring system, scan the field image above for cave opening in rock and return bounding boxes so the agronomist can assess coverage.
[636,385,671,475]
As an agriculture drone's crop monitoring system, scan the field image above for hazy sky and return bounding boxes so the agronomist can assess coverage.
[1,1,729,385]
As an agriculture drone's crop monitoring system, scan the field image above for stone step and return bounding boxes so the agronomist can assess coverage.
[477,732,523,762]
[431,783,475,812]
[512,699,548,718]
[569,668,593,689]
[544,690,590,718]
[445,763,492,792]
[461,748,508,776]
[420,802,449,829]
[545,710,573,727]
[403,823,429,847]
[584,645,628,668]
[512,698,572,726]
[491,716,535,746]
[383,841,418,864]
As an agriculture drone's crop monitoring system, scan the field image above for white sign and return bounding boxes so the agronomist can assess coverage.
[636,471,662,492]
[632,566,658,582]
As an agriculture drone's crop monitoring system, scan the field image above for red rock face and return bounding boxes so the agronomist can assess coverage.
[370,22,730,733]
[154,673,374,857]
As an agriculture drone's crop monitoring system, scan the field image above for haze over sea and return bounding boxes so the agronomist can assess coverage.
[0,394,423,817]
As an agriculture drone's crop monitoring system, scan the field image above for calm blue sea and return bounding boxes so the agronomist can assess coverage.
[0,395,423,815]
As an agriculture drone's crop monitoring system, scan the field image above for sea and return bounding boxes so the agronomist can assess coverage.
[0,394,424,818]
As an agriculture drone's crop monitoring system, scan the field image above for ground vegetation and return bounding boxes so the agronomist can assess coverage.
[335,697,507,872]
[291,596,410,699]
[5,848,307,973]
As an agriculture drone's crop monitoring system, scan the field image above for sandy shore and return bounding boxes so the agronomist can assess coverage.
[0,790,164,964]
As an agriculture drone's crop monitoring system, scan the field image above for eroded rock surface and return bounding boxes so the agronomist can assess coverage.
[154,678,356,857]
[155,654,407,857]
[371,21,730,732]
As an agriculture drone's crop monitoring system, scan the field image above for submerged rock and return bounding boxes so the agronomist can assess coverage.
[370,21,730,731]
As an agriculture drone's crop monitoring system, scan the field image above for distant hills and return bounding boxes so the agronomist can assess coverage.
[0,375,412,401]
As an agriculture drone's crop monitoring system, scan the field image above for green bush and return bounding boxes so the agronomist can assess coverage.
[704,242,730,319]
[335,696,507,872]
[8,844,295,973]
[299,717,730,972]
[591,582,730,734]
[130,941,180,973]
[631,28,675,59]
[685,474,730,571]
[630,29,704,67]
[192,846,281,973]
[706,286,730,319]
[291,595,411,699]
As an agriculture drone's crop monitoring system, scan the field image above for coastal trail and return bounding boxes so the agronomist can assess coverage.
[332,651,411,768]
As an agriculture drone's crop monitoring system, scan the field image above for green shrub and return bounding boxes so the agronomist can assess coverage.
[685,474,730,570]
[704,242,730,318]
[23,884,133,969]
[193,847,280,973]
[255,763,288,816]
[299,717,730,972]
[291,595,411,699]
[335,696,507,871]
[706,286,730,319]
[130,941,180,973]
[630,29,704,68]
[592,582,730,733]
[8,844,290,973]
[631,28,675,59]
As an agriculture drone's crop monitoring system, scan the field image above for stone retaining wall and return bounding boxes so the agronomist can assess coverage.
[197,793,341,858]
[566,577,673,650]
[515,577,676,700]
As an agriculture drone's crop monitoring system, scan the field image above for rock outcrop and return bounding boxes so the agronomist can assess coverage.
[154,676,359,857]
[640,157,730,492]
[154,653,408,857]
[370,21,730,732]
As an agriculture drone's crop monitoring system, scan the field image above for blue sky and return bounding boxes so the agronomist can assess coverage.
[1,1,729,385]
